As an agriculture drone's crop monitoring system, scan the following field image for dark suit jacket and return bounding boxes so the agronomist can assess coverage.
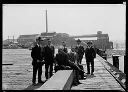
[62,47,68,53]
[43,45,55,64]
[85,47,96,61]
[75,45,84,56]
[55,53,69,66]
[31,45,43,65]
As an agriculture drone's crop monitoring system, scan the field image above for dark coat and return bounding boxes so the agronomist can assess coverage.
[75,45,84,56]
[31,45,43,65]
[55,52,69,66]
[62,47,68,53]
[85,47,96,60]
[55,51,83,72]
[68,52,77,63]
[43,45,55,63]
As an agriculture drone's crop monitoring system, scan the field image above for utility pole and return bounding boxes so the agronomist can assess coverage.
[46,9,48,33]
[8,36,9,44]
[13,36,14,43]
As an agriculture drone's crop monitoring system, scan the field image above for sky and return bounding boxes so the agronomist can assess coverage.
[3,4,126,42]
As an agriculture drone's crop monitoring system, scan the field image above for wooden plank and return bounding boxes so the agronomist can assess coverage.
[71,55,125,91]
[36,70,74,90]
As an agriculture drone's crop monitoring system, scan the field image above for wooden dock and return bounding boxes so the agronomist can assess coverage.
[71,55,125,91]
[3,53,125,91]
[26,54,126,91]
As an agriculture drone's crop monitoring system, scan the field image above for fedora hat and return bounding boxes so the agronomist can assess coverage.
[76,39,81,42]
[36,37,44,41]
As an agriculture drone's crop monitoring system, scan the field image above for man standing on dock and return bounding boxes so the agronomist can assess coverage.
[62,41,68,53]
[43,39,55,80]
[85,41,96,75]
[31,37,45,85]
[75,39,84,64]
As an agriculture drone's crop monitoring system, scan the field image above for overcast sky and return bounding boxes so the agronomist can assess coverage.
[3,4,126,42]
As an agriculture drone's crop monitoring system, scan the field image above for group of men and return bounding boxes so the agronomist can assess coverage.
[31,37,96,86]
[31,37,54,85]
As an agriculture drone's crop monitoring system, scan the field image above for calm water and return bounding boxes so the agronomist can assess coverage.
[2,49,34,90]
[2,49,125,90]
[2,49,59,90]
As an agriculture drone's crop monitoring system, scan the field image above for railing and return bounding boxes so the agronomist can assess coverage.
[97,54,126,91]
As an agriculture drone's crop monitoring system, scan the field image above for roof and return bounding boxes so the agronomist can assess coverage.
[40,32,56,36]
[97,34,108,37]
[3,39,18,44]
[18,34,39,39]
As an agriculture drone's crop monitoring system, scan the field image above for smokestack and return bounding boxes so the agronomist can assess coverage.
[13,36,14,43]
[8,36,9,44]
[46,9,48,33]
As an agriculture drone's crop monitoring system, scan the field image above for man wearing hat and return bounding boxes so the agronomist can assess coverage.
[43,39,55,80]
[62,41,68,53]
[85,41,96,75]
[31,37,45,85]
[75,39,84,64]
[54,47,85,85]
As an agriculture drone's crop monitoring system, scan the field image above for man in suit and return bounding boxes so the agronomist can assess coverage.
[75,39,84,64]
[55,48,84,73]
[62,41,68,53]
[43,39,55,80]
[85,41,96,75]
[31,37,44,85]
[54,48,85,85]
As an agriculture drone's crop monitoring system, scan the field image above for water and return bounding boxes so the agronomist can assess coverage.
[2,49,33,90]
[2,49,125,90]
[2,49,62,90]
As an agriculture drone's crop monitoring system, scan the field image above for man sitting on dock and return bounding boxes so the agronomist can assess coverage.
[68,47,81,85]
[54,48,85,82]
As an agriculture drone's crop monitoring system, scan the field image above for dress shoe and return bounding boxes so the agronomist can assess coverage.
[38,80,45,83]
[86,72,90,74]
[77,81,82,84]
[32,83,36,86]
[91,73,94,75]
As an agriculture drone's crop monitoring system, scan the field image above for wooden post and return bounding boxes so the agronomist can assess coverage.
[13,36,14,43]
[124,55,126,74]
[8,36,9,44]
[112,55,119,69]
[102,55,107,60]
[102,50,107,60]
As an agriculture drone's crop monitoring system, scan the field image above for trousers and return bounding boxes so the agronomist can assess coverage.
[86,59,94,73]
[45,63,53,79]
[32,62,42,83]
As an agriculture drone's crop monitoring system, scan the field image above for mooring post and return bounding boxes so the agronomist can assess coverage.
[124,55,126,74]
[101,50,107,60]
[112,55,120,69]
[102,55,107,60]
[102,53,107,60]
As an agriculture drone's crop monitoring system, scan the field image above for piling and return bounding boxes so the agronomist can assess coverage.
[124,55,126,74]
[112,55,120,69]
